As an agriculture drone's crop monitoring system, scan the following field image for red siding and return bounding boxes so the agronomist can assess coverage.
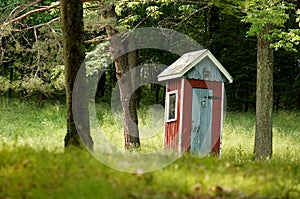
[181,79,192,152]
[182,79,222,154]
[164,78,181,151]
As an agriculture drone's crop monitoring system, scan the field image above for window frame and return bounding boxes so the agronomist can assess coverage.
[166,90,178,122]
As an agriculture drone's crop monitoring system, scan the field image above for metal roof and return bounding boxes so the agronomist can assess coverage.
[157,49,233,83]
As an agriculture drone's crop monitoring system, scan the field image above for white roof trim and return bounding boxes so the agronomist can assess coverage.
[206,51,233,83]
[158,50,233,83]
[157,74,181,82]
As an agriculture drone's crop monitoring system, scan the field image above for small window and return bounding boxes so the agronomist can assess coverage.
[166,90,178,122]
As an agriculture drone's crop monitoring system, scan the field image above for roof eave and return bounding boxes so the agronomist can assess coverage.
[158,74,181,82]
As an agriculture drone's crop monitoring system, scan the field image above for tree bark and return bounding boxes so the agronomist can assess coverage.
[61,0,93,151]
[101,3,140,149]
[127,37,140,141]
[0,36,4,77]
[254,24,274,160]
[206,5,219,41]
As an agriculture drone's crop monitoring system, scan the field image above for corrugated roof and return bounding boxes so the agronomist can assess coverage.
[157,49,233,83]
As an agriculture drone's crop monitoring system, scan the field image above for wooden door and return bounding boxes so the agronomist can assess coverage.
[191,88,213,156]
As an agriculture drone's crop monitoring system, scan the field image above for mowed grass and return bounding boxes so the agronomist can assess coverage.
[1,98,300,198]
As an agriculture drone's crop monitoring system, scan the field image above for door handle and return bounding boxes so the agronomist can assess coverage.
[201,100,206,108]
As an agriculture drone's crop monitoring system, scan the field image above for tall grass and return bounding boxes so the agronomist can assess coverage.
[1,99,300,198]
[93,103,165,153]
[1,98,300,159]
[222,111,300,162]
[0,98,66,151]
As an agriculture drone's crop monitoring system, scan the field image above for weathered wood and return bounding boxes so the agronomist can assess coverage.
[161,50,229,156]
[184,57,226,82]
[191,88,212,155]
[185,80,222,155]
[164,79,181,151]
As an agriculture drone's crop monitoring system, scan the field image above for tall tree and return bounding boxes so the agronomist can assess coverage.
[60,0,93,150]
[254,23,275,159]
[101,2,140,149]
[242,0,291,159]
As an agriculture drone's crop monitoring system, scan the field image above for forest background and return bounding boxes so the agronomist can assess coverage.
[1,0,299,111]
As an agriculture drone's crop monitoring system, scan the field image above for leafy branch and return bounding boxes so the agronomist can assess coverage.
[2,2,60,27]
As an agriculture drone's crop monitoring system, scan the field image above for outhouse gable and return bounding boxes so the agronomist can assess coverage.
[184,57,226,82]
[157,49,233,83]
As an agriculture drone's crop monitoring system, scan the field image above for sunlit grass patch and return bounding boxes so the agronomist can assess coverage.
[0,98,66,151]
[222,112,255,160]
[272,111,300,162]
[222,111,300,162]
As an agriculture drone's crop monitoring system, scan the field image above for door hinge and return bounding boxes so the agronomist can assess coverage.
[206,96,221,100]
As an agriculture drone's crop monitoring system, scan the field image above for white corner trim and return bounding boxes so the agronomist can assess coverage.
[207,53,233,83]
[163,81,169,146]
[178,78,185,153]
[220,83,225,157]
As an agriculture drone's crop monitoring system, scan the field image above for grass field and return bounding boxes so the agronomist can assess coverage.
[1,98,300,198]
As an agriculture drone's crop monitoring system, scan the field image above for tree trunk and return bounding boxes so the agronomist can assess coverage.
[0,36,4,77]
[206,5,220,42]
[61,0,93,151]
[254,24,274,160]
[127,39,140,145]
[102,3,140,149]
[155,84,160,104]
[8,66,13,98]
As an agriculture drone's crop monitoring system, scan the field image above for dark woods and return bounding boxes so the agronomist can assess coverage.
[0,0,299,111]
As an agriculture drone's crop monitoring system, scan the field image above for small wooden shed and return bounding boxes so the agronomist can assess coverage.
[158,49,233,156]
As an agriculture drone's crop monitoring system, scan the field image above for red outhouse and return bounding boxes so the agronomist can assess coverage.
[158,49,233,156]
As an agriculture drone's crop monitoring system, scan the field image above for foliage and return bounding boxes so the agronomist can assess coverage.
[0,76,10,93]
[270,8,300,52]
[86,41,112,77]
[50,65,65,92]
[0,0,62,98]
[271,29,300,52]
[0,0,299,110]
[242,0,292,36]
[242,0,300,52]
[83,3,104,32]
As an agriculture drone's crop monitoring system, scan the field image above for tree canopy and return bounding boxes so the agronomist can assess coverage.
[0,0,299,111]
